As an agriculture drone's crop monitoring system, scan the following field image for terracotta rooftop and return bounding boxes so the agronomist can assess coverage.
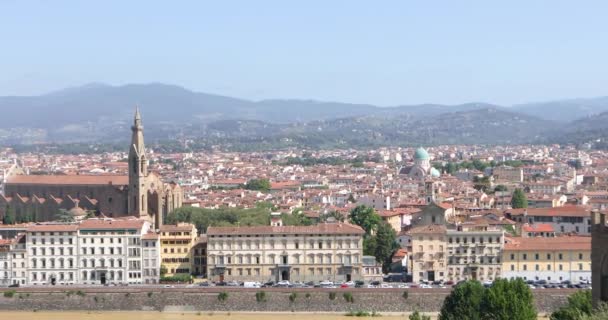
[522,224,555,233]
[504,236,590,251]
[408,224,447,235]
[207,222,365,236]
[26,224,79,232]
[79,218,146,230]
[506,206,592,217]
[7,174,128,186]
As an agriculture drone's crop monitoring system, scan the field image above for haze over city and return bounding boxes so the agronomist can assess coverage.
[2,1,608,106]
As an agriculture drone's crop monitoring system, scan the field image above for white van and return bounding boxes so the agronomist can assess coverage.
[244,281,261,288]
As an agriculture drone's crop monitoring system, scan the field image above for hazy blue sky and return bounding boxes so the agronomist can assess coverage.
[1,1,607,105]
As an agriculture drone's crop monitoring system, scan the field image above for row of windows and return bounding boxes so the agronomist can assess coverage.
[210,240,359,250]
[31,247,75,256]
[30,238,74,245]
[161,240,191,245]
[447,236,502,244]
[509,253,586,261]
[509,263,586,271]
[162,258,190,263]
[211,254,359,265]
[163,247,189,254]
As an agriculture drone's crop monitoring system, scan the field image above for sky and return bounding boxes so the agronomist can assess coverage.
[1,1,607,106]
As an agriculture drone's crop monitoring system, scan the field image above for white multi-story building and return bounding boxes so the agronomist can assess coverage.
[27,224,79,285]
[0,239,11,286]
[20,218,159,286]
[10,234,27,286]
[142,232,160,284]
[78,219,152,285]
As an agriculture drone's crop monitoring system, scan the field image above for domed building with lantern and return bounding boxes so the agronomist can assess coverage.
[398,147,441,179]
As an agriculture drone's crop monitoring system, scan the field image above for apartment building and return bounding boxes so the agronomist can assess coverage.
[506,206,593,235]
[0,239,10,286]
[78,219,152,285]
[493,166,523,183]
[142,231,160,284]
[26,224,79,285]
[10,234,26,286]
[502,236,591,283]
[206,223,365,283]
[160,223,198,276]
[409,224,447,283]
[446,223,504,282]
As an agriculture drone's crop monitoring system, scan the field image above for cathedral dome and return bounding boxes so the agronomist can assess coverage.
[69,207,87,217]
[414,147,430,160]
[430,167,441,177]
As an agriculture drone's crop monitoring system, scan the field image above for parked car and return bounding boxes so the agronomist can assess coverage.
[8,283,19,288]
[354,280,365,288]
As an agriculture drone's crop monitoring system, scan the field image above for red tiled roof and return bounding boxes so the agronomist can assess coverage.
[207,222,365,236]
[506,206,592,217]
[522,224,554,233]
[408,224,447,235]
[7,174,128,186]
[26,224,79,232]
[504,236,590,251]
[79,219,145,230]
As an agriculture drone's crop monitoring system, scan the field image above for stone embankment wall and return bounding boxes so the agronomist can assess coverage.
[0,288,571,313]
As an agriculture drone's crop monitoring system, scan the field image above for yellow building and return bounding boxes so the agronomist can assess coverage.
[409,224,448,283]
[160,223,198,277]
[502,236,591,283]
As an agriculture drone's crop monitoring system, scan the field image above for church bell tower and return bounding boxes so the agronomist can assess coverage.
[128,107,148,219]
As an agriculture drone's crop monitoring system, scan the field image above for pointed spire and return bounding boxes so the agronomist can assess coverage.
[134,106,142,125]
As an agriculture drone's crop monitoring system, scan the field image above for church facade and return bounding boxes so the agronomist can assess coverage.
[398,147,441,179]
[0,109,181,227]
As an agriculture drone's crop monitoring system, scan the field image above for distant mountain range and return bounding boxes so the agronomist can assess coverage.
[0,83,607,147]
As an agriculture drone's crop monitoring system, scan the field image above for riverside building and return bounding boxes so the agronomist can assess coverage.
[206,223,365,283]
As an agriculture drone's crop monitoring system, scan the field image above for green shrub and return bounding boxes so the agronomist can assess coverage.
[218,291,229,302]
[409,310,431,320]
[147,292,153,298]
[345,310,380,317]
[289,292,298,303]
[329,292,337,300]
[255,291,267,302]
[343,292,354,303]
[125,293,130,297]
[402,291,409,300]
[76,290,85,297]
[305,292,312,299]
[160,274,192,283]
[3,290,16,298]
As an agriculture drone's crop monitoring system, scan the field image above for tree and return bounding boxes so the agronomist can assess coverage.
[373,221,399,273]
[511,189,528,209]
[54,209,75,223]
[349,205,381,235]
[2,206,15,225]
[550,290,592,320]
[281,211,313,226]
[494,185,508,192]
[244,178,271,191]
[409,310,431,320]
[439,280,485,320]
[320,210,345,222]
[347,194,356,203]
[160,265,168,277]
[480,278,536,320]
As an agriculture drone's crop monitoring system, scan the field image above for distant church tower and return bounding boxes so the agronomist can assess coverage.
[128,107,149,219]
